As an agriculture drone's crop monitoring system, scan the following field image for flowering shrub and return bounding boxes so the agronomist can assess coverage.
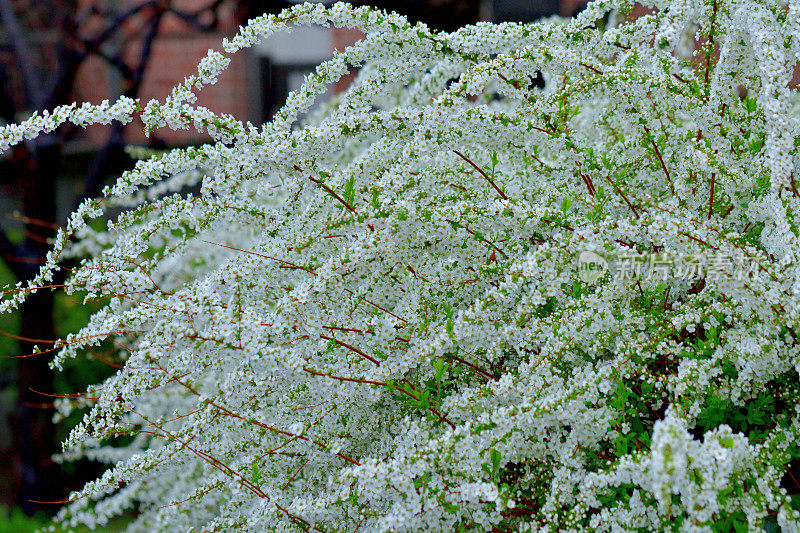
[2,0,800,530]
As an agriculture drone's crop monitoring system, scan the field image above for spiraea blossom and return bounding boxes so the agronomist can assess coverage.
[2,0,800,530]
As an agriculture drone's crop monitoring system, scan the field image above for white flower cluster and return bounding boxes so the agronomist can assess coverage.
[3,0,800,531]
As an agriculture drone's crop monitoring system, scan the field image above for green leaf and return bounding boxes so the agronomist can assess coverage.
[611,376,628,410]
[432,358,445,379]
[749,137,764,155]
[489,448,501,477]
[414,472,431,489]
[614,436,628,457]
[571,280,583,297]
[443,502,460,514]
[343,176,356,205]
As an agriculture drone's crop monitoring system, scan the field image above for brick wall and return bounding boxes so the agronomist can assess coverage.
[70,0,247,148]
[73,0,699,151]
[68,1,593,151]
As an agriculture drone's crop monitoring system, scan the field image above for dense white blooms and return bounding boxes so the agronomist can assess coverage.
[2,0,800,530]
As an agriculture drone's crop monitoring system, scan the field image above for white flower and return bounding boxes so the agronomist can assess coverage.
[2,1,799,531]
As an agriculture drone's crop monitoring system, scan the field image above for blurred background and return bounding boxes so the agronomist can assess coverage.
[0,0,587,529]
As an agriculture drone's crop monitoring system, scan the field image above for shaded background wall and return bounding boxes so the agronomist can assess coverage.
[0,0,586,522]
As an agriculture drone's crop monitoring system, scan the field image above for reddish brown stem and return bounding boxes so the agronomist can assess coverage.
[294,164,356,213]
[203,240,316,275]
[681,232,719,251]
[444,354,499,382]
[643,125,675,195]
[708,172,716,220]
[320,334,381,366]
[603,174,639,219]
[453,149,508,200]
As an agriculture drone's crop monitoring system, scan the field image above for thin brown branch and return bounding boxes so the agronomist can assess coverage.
[643,125,675,195]
[444,354,499,382]
[294,165,357,213]
[708,172,716,220]
[602,174,639,219]
[319,334,381,366]
[453,150,508,200]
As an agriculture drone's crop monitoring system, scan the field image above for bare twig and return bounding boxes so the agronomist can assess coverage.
[453,149,508,200]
